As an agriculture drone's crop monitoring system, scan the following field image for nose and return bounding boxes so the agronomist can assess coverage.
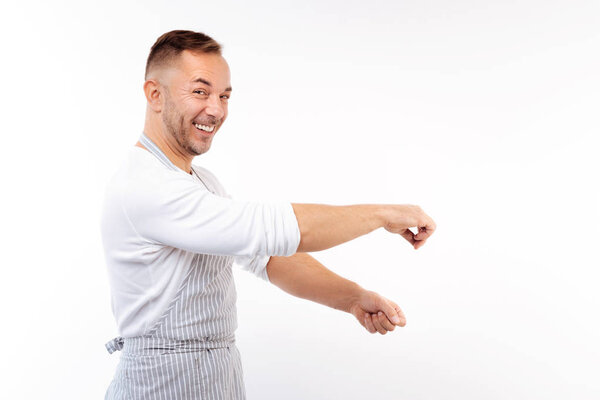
[205,94,225,121]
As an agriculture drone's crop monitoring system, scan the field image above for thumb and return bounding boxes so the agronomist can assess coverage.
[379,299,405,326]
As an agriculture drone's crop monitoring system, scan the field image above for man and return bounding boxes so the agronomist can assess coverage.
[101,30,436,400]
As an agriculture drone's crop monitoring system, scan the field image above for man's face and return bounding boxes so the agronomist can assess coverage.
[159,50,232,156]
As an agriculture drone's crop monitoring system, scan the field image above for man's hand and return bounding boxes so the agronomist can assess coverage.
[348,290,406,335]
[382,205,436,250]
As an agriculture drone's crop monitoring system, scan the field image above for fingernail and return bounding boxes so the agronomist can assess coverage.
[392,315,401,324]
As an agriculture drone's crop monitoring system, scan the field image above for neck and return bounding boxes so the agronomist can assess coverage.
[141,119,194,174]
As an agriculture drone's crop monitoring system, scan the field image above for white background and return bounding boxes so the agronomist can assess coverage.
[1,1,599,399]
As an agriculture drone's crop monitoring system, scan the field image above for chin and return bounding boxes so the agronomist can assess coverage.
[190,143,211,156]
[185,134,212,155]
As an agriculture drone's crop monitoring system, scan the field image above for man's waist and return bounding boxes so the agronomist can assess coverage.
[107,333,236,355]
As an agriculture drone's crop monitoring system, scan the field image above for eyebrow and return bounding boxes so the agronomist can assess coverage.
[192,77,232,92]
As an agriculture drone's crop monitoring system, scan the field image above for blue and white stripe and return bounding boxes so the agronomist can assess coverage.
[105,133,247,399]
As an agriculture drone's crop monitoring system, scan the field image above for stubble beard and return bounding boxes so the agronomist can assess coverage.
[162,97,211,157]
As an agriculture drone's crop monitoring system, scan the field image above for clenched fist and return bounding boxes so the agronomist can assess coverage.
[382,204,436,249]
[348,290,406,335]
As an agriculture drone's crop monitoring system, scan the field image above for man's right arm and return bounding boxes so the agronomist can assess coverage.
[291,203,436,252]
[123,171,434,257]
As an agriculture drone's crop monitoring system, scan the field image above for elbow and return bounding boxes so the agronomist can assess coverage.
[295,227,323,252]
[295,235,306,253]
[290,203,310,253]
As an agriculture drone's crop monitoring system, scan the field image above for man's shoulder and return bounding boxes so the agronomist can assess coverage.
[105,147,182,199]
[122,147,183,182]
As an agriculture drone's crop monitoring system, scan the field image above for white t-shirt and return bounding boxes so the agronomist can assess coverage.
[100,146,301,337]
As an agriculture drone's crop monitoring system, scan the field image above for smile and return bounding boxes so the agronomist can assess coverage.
[194,123,215,133]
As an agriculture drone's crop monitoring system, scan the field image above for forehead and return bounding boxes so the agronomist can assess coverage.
[170,50,231,89]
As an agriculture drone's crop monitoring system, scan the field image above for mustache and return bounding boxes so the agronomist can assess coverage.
[194,117,220,126]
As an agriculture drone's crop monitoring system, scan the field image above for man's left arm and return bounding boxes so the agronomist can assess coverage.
[266,252,406,335]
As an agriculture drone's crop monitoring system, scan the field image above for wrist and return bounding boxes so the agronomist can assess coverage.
[373,204,389,230]
[342,284,367,314]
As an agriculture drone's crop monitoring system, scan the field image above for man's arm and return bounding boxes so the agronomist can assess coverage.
[291,203,435,252]
[266,252,406,334]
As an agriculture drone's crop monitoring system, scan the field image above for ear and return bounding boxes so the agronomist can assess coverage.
[143,79,163,112]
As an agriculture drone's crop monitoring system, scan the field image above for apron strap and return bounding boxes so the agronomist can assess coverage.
[139,131,214,193]
[139,132,179,171]
[105,336,124,354]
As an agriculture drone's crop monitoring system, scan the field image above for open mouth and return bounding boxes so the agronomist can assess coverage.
[194,123,215,133]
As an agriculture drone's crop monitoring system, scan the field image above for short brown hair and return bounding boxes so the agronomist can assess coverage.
[145,30,222,79]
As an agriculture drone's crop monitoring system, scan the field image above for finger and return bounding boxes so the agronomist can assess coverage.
[388,302,407,327]
[379,299,405,326]
[371,313,388,335]
[414,227,430,241]
[414,221,436,240]
[414,238,428,250]
[400,229,416,245]
[377,311,396,332]
[364,313,376,334]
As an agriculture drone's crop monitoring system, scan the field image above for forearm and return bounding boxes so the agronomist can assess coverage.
[290,203,385,252]
[266,252,363,313]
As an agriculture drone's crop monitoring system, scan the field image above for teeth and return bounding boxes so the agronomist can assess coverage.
[194,123,215,132]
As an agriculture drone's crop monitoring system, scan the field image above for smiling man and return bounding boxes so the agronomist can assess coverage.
[143,47,230,164]
[101,30,436,400]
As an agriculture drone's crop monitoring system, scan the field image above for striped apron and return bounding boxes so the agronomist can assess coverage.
[104,133,247,399]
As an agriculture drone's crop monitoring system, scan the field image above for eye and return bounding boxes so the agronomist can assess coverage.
[193,90,207,95]
[220,95,230,100]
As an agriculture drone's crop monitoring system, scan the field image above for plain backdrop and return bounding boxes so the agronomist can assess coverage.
[1,1,598,399]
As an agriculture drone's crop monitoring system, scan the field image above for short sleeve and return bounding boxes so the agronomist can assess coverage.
[122,172,301,258]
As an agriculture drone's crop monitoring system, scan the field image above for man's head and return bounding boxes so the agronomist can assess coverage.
[144,30,232,157]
